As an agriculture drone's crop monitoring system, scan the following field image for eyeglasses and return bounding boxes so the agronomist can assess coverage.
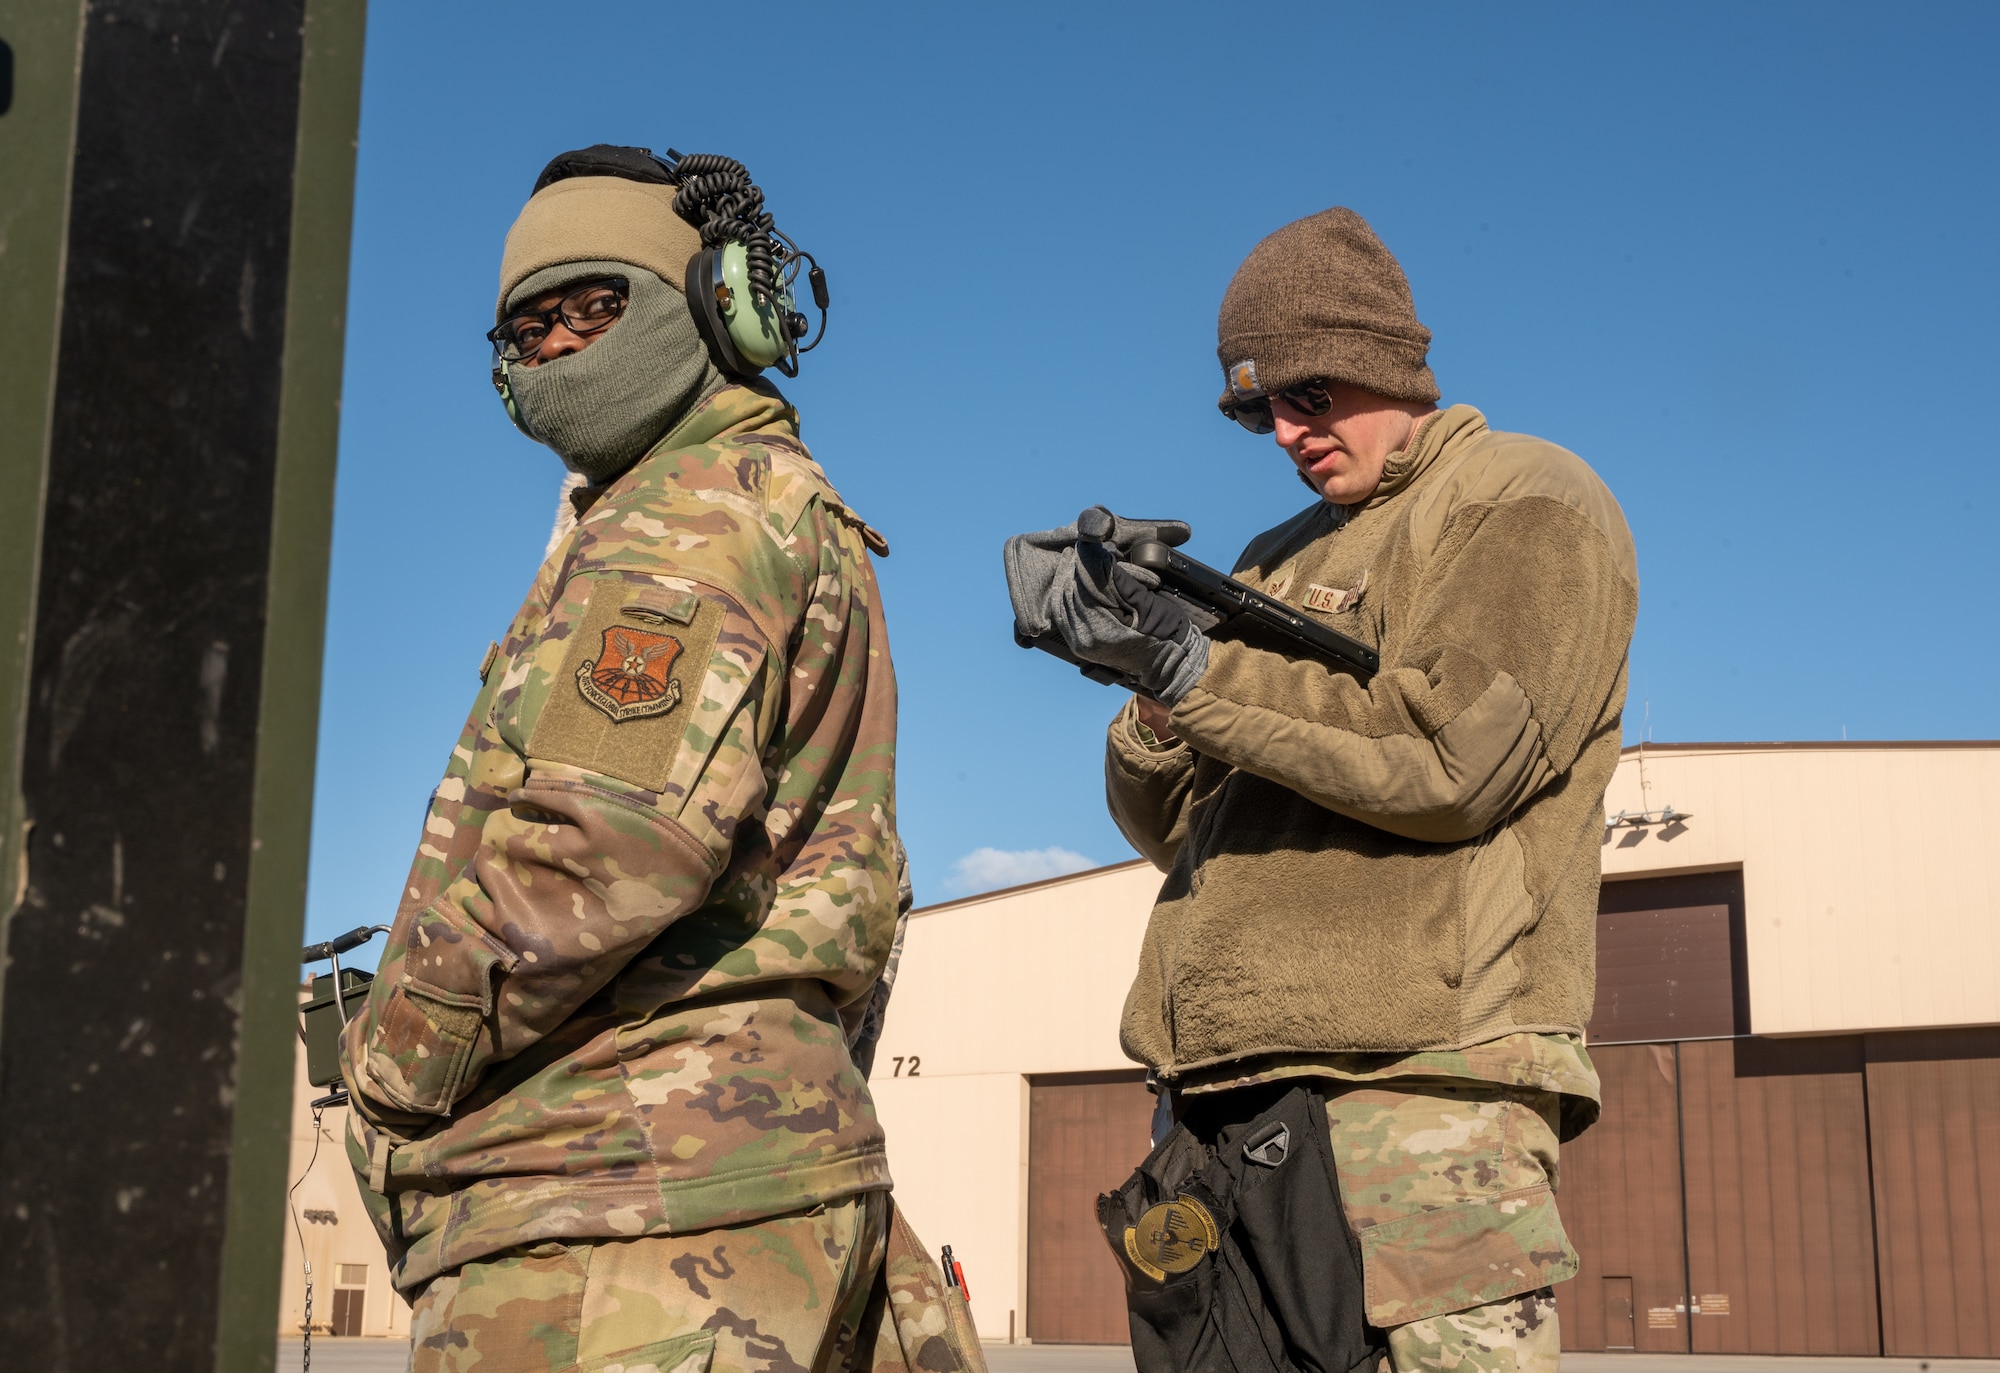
[1221,379,1335,434]
[487,277,630,363]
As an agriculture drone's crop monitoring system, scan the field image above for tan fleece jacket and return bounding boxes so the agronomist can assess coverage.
[1107,405,1637,1077]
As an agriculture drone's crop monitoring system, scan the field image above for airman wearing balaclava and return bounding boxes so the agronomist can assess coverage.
[339,145,981,1373]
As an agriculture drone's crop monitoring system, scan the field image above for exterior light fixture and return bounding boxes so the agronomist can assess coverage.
[1604,806,1693,830]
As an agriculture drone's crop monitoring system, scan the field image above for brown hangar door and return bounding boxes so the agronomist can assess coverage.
[1561,870,1881,1355]
[1590,870,1749,1045]
[1679,1037,1880,1355]
[1554,1043,1690,1352]
[1026,1072,1155,1343]
[1561,871,1745,1352]
[1865,1027,2000,1358]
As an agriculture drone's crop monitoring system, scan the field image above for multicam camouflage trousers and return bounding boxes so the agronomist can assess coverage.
[1374,1291,1557,1373]
[406,1192,986,1373]
[1326,1082,1574,1373]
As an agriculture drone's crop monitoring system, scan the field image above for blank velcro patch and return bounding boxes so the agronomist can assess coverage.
[526,582,724,793]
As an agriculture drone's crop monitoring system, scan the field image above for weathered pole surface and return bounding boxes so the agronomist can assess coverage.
[0,2,365,1368]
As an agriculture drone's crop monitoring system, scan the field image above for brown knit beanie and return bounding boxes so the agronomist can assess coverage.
[1216,207,1439,409]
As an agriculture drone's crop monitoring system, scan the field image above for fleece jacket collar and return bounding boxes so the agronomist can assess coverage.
[1361,403,1487,510]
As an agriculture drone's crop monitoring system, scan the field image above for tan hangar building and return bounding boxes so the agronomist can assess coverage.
[869,741,2000,1358]
[281,740,2000,1358]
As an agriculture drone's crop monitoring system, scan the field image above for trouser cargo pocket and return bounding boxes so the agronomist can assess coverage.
[1356,1182,1577,1327]
[1322,1081,1579,1328]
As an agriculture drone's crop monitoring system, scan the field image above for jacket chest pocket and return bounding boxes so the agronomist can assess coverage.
[1265,546,1375,633]
[1298,565,1370,617]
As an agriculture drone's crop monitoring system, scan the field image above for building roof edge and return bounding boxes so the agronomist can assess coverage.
[911,856,1153,919]
[1620,739,2000,757]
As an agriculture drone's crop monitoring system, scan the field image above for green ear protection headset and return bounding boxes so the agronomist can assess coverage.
[664,147,830,379]
[688,239,798,375]
[492,145,830,437]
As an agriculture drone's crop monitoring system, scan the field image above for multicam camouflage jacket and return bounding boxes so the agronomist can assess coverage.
[338,383,902,1293]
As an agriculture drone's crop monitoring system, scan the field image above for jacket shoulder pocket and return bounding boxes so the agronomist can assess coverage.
[525,578,728,795]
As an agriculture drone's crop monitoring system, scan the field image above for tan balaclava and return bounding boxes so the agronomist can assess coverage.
[497,172,724,482]
[1215,207,1440,410]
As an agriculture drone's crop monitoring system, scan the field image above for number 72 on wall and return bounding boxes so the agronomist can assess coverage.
[889,1055,922,1077]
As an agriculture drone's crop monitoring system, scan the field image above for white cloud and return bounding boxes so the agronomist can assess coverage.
[943,846,1096,897]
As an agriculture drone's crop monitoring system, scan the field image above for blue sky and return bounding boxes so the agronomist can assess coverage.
[303,2,2000,939]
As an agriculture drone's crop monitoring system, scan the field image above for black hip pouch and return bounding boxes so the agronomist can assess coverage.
[1097,1082,1384,1373]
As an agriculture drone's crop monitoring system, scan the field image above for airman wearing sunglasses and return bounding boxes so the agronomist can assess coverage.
[339,146,980,1373]
[1101,209,1638,1372]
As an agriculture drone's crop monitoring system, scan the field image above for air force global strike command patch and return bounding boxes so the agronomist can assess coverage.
[577,623,684,721]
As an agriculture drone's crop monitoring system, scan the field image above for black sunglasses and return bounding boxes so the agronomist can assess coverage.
[487,277,630,363]
[1222,379,1335,434]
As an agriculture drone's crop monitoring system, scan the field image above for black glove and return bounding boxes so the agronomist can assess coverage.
[1003,511,1191,642]
[1045,507,1211,704]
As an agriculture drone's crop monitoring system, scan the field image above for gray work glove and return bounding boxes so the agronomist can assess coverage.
[1003,511,1192,640]
[1046,507,1211,704]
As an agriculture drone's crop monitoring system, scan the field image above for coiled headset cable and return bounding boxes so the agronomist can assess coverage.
[655,149,831,371]
[667,152,781,304]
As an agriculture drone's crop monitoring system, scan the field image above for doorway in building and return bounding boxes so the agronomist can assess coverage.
[1026,1070,1153,1343]
[1603,1276,1636,1349]
[331,1264,368,1337]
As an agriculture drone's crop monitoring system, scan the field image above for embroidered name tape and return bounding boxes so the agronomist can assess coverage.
[1303,568,1368,614]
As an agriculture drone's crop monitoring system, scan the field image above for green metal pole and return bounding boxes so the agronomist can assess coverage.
[0,2,365,1365]
[0,0,87,1035]
[214,3,368,1368]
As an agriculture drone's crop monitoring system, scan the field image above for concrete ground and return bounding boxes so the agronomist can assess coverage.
[277,1338,2000,1373]
[1553,1359,2000,1373]
[276,1340,407,1373]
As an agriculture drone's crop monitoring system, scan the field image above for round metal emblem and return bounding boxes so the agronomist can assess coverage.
[1122,1195,1219,1282]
